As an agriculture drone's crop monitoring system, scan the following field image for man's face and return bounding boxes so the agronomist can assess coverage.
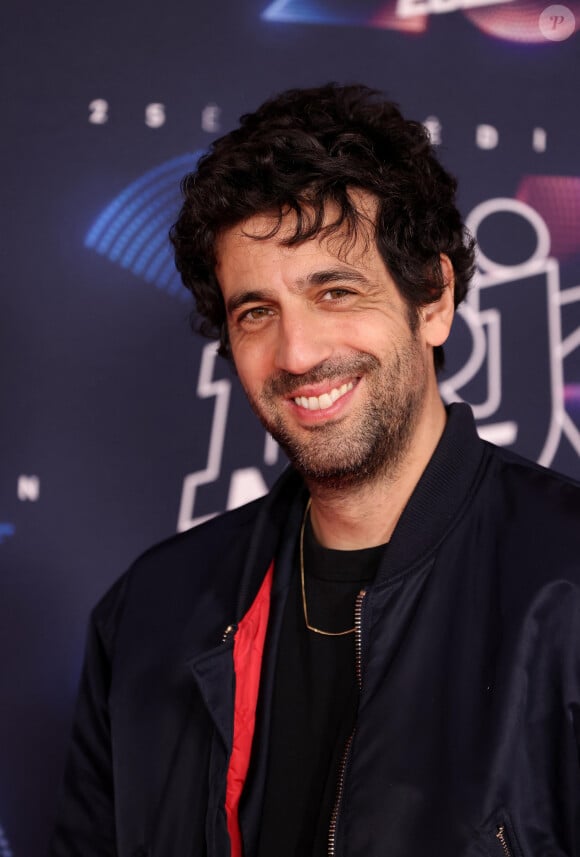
[215,199,439,489]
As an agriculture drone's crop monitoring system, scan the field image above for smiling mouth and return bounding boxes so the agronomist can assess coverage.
[293,381,355,411]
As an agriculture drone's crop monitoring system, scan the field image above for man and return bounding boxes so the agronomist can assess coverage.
[52,84,580,857]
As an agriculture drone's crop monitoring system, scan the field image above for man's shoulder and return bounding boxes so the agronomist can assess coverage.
[487,442,580,504]
[112,494,267,595]
[92,468,303,635]
[482,442,580,552]
[89,495,274,657]
[134,494,267,572]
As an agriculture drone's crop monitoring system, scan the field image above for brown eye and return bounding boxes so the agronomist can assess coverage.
[238,306,273,325]
[321,288,353,301]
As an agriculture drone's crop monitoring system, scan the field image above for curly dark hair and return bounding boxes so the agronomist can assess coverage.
[170,83,475,370]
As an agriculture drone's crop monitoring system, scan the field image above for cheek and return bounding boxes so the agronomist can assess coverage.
[337,314,396,355]
[231,343,271,390]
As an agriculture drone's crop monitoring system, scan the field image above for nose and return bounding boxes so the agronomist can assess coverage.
[274,308,333,375]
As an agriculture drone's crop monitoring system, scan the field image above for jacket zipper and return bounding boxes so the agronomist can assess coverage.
[495,824,513,857]
[328,589,367,857]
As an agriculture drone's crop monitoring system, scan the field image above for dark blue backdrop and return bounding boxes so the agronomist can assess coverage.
[2,1,579,853]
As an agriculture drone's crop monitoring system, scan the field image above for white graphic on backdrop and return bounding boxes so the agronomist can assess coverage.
[177,343,273,532]
[440,197,580,464]
[397,0,511,18]
[17,475,40,502]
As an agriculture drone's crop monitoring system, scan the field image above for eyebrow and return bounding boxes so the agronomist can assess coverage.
[225,268,371,316]
[226,290,270,315]
[307,268,370,287]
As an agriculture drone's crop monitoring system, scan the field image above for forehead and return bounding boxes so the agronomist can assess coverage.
[215,192,380,276]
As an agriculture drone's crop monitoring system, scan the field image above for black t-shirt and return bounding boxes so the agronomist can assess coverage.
[254,513,386,857]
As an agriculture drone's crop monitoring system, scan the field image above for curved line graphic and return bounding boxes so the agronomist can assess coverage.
[85,152,203,297]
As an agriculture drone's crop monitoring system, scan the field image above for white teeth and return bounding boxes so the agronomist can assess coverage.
[294,381,354,411]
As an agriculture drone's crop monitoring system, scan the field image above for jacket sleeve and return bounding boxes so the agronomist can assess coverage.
[49,577,127,857]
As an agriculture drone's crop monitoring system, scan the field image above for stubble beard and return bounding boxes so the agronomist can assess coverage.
[242,341,427,491]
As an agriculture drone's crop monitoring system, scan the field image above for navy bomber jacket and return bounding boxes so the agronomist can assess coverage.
[51,404,580,857]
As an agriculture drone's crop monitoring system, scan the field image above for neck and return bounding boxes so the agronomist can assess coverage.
[307,397,447,550]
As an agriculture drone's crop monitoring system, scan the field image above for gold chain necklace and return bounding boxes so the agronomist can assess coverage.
[300,498,356,637]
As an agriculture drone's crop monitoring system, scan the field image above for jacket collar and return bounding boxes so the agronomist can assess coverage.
[211,402,486,624]
[234,467,306,619]
[380,402,486,581]
[256,403,486,589]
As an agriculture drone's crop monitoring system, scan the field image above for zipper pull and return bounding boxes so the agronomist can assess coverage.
[222,623,237,643]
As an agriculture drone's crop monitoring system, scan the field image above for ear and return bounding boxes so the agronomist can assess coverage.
[421,254,455,348]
